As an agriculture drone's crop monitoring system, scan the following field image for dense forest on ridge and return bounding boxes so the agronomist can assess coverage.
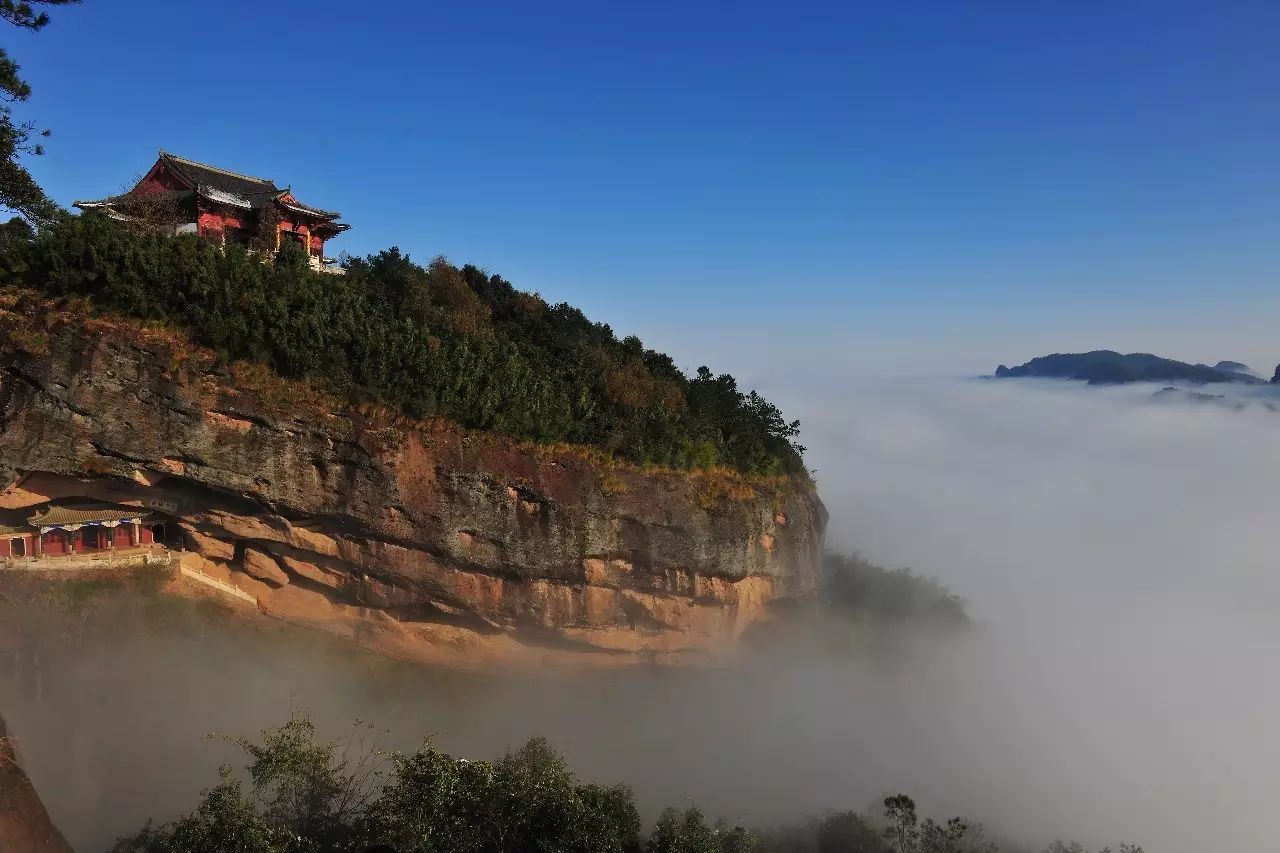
[0,214,804,476]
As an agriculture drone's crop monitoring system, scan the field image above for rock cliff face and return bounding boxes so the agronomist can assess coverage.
[0,298,825,666]
[0,713,74,853]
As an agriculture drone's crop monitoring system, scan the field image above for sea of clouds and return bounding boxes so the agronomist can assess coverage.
[5,376,1279,852]
[770,376,1280,851]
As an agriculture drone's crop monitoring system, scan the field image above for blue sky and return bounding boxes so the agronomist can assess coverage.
[13,0,1280,380]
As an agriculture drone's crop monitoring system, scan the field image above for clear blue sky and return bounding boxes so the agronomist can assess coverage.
[14,0,1280,380]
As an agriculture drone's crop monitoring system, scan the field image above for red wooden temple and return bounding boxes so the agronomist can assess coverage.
[0,500,167,560]
[73,151,349,272]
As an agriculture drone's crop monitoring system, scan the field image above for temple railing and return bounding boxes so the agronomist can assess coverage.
[307,254,346,275]
[179,561,257,605]
[1,544,171,571]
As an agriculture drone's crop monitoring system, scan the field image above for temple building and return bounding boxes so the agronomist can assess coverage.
[0,500,168,561]
[73,150,349,273]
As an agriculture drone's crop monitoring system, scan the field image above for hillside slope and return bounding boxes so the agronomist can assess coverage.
[0,214,804,476]
[0,294,826,666]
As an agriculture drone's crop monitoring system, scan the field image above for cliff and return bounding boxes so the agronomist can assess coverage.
[0,713,73,853]
[0,294,826,666]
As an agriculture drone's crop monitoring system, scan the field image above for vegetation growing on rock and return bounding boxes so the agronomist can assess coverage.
[0,214,804,475]
[823,552,968,630]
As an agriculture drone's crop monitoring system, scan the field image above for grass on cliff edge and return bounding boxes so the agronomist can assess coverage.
[0,213,806,478]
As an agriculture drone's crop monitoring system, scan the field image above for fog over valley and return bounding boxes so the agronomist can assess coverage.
[2,375,1274,852]
[773,376,1280,850]
[0,2,1275,851]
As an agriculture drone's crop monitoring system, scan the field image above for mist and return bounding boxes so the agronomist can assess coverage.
[5,375,1278,852]
[771,375,1280,851]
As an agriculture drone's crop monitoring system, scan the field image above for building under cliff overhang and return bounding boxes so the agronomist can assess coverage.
[73,150,350,274]
[0,500,168,560]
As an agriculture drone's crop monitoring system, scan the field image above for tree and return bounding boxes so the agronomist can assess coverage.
[0,214,32,275]
[882,796,919,853]
[109,712,1151,853]
[112,768,284,853]
[646,808,757,853]
[224,711,383,843]
[1042,844,1144,853]
[0,0,79,224]
[577,784,643,853]
[917,818,968,853]
[816,811,885,853]
[878,799,976,853]
[249,200,282,253]
[823,552,968,630]
[104,172,193,236]
[716,820,760,853]
[367,735,643,853]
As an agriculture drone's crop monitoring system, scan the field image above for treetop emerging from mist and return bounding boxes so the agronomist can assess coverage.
[111,710,1143,853]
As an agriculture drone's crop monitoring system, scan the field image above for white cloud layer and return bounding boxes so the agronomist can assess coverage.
[5,376,1278,853]
[773,376,1280,851]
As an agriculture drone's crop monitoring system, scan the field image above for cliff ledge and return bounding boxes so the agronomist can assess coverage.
[0,294,826,665]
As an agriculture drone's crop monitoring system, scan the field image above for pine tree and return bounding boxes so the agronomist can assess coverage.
[0,1,80,224]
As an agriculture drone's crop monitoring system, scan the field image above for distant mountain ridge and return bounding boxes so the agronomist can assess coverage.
[993,351,1267,385]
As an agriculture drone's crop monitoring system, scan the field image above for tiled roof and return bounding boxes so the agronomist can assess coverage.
[0,509,29,537]
[198,185,254,209]
[27,502,149,529]
[76,151,347,230]
[73,188,195,211]
[281,199,341,219]
[161,153,343,220]
[160,151,282,199]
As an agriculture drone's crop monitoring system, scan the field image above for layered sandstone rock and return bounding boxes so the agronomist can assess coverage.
[0,299,826,665]
[242,547,289,586]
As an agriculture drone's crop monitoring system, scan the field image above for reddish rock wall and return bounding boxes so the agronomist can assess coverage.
[0,299,826,665]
